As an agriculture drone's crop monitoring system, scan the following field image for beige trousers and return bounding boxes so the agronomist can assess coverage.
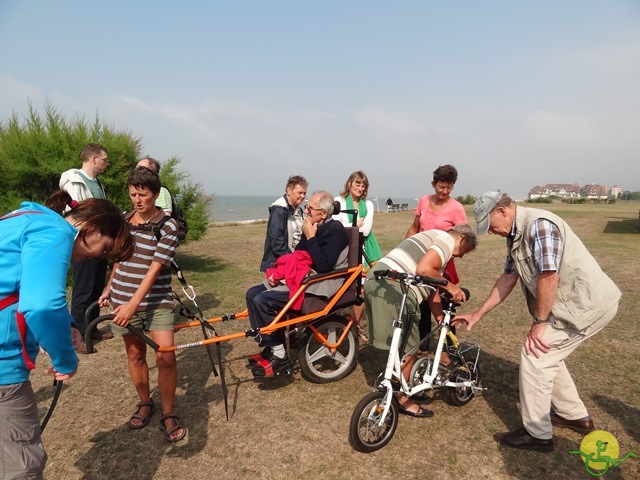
[519,303,618,439]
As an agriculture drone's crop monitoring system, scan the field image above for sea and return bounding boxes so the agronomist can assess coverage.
[209,195,419,224]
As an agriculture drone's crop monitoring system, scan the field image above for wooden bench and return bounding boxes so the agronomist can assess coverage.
[400,203,408,211]
[387,203,400,212]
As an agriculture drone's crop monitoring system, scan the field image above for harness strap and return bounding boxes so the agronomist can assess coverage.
[0,293,36,370]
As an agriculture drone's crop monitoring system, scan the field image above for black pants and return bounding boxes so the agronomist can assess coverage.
[245,284,288,347]
[71,257,108,335]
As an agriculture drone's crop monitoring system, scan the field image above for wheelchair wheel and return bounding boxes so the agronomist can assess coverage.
[448,360,480,406]
[297,315,358,384]
[349,391,398,453]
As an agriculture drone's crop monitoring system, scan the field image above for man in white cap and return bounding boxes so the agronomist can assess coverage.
[454,192,620,452]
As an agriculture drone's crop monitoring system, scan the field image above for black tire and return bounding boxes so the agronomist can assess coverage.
[408,356,435,400]
[297,315,359,384]
[448,361,480,406]
[349,391,398,453]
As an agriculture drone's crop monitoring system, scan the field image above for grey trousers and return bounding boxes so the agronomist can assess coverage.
[0,382,46,480]
[520,303,618,439]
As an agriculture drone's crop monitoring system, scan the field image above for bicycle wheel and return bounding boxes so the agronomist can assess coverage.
[408,356,434,400]
[349,391,398,453]
[297,315,358,384]
[448,360,480,406]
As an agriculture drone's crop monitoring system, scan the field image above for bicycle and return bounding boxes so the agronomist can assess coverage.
[349,269,484,453]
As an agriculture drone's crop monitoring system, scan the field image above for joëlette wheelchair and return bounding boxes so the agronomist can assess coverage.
[85,201,369,419]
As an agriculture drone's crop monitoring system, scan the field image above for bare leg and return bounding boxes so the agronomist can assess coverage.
[150,330,185,440]
[123,335,152,426]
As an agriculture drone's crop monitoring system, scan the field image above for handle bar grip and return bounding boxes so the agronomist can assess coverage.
[440,287,471,302]
[414,275,448,287]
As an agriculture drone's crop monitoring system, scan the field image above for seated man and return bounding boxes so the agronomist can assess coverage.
[246,191,349,377]
[365,224,477,417]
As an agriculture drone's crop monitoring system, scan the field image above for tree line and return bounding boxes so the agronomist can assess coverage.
[0,103,212,241]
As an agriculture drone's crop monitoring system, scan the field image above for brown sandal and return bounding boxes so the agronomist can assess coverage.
[127,400,156,429]
[159,413,187,442]
[357,326,371,344]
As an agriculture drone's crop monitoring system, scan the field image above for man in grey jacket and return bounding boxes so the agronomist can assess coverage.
[455,192,621,452]
[60,143,112,351]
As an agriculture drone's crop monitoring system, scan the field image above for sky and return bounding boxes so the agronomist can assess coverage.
[1,0,639,199]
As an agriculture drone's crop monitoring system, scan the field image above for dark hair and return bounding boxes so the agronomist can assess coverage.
[286,175,308,191]
[45,190,76,214]
[127,167,161,194]
[45,190,134,263]
[339,170,369,199]
[432,164,458,184]
[80,143,108,163]
[138,156,161,174]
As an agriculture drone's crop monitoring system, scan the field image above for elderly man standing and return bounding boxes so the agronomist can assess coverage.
[455,192,621,452]
[247,191,348,377]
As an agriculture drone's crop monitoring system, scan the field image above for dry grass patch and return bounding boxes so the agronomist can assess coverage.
[33,203,640,479]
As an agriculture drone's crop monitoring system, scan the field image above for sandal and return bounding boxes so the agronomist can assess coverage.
[357,326,370,344]
[159,413,187,442]
[128,400,156,429]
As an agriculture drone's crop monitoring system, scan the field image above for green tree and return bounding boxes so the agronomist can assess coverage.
[157,156,212,241]
[455,194,477,205]
[0,102,211,241]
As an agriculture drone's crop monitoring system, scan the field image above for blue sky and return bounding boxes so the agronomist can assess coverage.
[1,1,639,198]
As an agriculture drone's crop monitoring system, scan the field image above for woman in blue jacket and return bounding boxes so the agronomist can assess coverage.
[0,190,133,480]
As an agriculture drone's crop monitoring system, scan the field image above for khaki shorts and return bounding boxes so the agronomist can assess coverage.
[111,308,176,336]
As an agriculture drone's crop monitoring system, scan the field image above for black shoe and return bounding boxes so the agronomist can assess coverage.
[251,355,292,378]
[247,346,273,367]
[397,403,434,418]
[493,427,554,452]
[550,411,594,434]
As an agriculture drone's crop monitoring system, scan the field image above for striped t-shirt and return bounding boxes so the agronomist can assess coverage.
[378,230,455,302]
[109,208,178,311]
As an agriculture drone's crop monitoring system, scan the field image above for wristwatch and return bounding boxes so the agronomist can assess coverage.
[533,315,552,325]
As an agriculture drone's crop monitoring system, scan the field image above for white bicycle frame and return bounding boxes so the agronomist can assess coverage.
[373,271,480,426]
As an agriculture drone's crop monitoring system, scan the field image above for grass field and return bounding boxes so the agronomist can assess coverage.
[33,202,640,479]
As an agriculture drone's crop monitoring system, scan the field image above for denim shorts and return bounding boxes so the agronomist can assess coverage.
[111,308,176,335]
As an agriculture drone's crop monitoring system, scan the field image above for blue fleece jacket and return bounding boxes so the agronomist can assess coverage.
[0,202,79,385]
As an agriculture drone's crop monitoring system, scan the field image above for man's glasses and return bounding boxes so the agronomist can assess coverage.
[305,205,324,213]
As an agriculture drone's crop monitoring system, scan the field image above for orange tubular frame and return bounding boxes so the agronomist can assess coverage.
[154,263,364,353]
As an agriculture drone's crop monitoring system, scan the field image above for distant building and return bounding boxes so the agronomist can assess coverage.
[580,183,609,199]
[609,185,623,197]
[528,183,622,200]
[528,183,581,199]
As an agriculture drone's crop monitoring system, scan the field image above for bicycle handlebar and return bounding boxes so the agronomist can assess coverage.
[373,269,448,287]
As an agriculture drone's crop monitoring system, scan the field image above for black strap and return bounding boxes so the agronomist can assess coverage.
[170,259,229,420]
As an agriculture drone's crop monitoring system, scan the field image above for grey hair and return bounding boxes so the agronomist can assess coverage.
[314,191,335,213]
[449,223,478,252]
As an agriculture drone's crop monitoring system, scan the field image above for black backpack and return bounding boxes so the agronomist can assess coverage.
[164,186,188,241]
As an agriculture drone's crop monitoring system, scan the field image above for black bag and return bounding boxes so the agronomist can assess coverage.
[165,186,188,241]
